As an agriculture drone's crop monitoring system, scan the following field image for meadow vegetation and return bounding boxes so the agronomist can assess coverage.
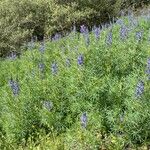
[0,9,150,149]
[0,0,150,149]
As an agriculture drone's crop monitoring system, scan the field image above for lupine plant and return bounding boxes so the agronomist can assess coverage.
[135,31,143,41]
[43,100,53,111]
[0,10,150,150]
[93,26,101,40]
[8,78,20,96]
[120,25,128,40]
[80,112,87,129]
[77,54,84,66]
[51,62,58,75]
[146,58,150,80]
[135,80,145,98]
[80,25,90,46]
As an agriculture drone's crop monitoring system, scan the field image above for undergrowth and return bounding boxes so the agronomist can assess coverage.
[0,11,150,150]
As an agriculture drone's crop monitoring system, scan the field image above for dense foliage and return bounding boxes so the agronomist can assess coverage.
[0,10,150,149]
[0,0,124,56]
[1,0,150,56]
[123,0,150,7]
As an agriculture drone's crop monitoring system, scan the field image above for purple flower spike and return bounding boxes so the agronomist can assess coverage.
[94,26,101,40]
[51,62,58,75]
[80,25,88,34]
[43,101,53,111]
[135,31,143,41]
[77,54,84,66]
[135,81,144,98]
[80,25,90,46]
[80,112,87,129]
[52,33,61,41]
[9,78,20,96]
[116,19,124,26]
[120,26,128,40]
[146,58,150,80]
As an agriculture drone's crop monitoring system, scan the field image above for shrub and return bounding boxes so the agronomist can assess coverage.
[0,0,122,56]
[122,0,150,8]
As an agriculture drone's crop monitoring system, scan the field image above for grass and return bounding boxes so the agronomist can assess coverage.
[0,11,150,150]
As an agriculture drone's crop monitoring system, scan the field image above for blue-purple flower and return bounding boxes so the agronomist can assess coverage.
[80,25,90,46]
[135,81,144,98]
[43,101,53,111]
[80,25,88,34]
[116,19,124,26]
[135,31,143,41]
[9,78,20,96]
[51,62,58,75]
[120,25,128,40]
[52,33,61,41]
[80,112,87,128]
[77,54,84,66]
[146,58,150,80]
[93,26,101,40]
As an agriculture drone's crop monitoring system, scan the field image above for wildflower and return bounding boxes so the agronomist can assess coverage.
[52,33,61,41]
[116,19,124,26]
[146,58,150,80]
[43,101,53,111]
[106,30,113,46]
[77,54,84,66]
[9,78,20,96]
[93,26,101,40]
[120,25,128,40]
[80,25,90,46]
[51,62,58,75]
[80,25,88,34]
[135,81,144,98]
[80,112,87,129]
[135,31,143,41]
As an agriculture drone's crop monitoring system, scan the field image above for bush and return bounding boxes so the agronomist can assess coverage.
[122,0,150,8]
[0,0,122,56]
